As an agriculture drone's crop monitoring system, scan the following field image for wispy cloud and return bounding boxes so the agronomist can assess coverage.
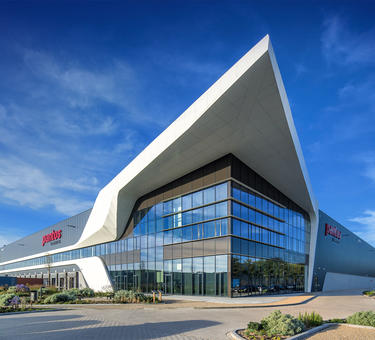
[356,153,375,184]
[0,157,94,215]
[0,231,21,248]
[0,47,152,218]
[295,63,307,78]
[350,210,375,246]
[321,15,375,66]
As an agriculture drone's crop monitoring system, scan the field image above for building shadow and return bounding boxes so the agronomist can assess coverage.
[1,318,100,337]
[2,319,221,340]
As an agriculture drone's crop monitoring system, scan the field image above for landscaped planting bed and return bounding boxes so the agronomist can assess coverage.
[0,284,160,312]
[235,310,375,339]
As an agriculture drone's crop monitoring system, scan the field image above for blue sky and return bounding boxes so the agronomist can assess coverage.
[0,1,375,246]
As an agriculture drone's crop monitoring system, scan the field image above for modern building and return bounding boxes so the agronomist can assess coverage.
[0,35,374,296]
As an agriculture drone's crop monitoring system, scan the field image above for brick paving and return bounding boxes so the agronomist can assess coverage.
[302,324,375,340]
[0,290,374,340]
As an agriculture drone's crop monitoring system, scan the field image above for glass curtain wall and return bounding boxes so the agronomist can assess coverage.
[110,181,230,296]
[1,179,310,298]
[230,181,310,296]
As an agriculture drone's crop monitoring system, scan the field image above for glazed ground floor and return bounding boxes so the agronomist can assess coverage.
[107,254,306,297]
[3,254,306,297]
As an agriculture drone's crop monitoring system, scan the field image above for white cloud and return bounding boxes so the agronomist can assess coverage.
[350,210,375,246]
[321,15,375,66]
[357,153,375,184]
[0,47,154,217]
[0,234,18,248]
[295,63,307,77]
[0,157,94,216]
[0,104,6,120]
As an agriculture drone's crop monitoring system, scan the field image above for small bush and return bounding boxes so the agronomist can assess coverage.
[15,284,30,293]
[44,293,75,304]
[0,294,16,307]
[80,288,94,297]
[298,311,323,328]
[66,288,80,297]
[261,310,305,336]
[247,321,262,332]
[113,290,155,304]
[114,290,136,303]
[6,286,17,293]
[363,290,375,297]
[347,311,375,327]
[41,287,58,296]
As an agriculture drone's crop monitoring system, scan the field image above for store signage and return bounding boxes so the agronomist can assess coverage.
[325,223,341,240]
[42,229,62,246]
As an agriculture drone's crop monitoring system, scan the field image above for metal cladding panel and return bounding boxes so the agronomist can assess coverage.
[0,209,92,263]
[313,210,375,291]
[0,276,17,286]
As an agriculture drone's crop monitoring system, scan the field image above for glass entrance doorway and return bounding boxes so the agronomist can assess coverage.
[164,273,172,294]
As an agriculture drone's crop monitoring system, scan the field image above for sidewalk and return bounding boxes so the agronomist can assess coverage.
[33,293,316,310]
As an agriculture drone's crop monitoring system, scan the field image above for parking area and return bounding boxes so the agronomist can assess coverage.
[0,290,374,340]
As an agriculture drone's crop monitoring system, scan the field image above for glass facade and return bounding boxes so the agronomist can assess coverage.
[230,181,310,296]
[0,178,310,297]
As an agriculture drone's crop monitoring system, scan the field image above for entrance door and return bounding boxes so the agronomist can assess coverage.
[126,272,134,291]
[123,274,128,290]
[59,277,64,289]
[193,272,203,295]
[164,273,172,294]
[69,277,75,289]
[215,273,225,296]
[115,275,122,290]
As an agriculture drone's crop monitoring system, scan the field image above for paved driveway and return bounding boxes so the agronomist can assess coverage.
[1,290,375,340]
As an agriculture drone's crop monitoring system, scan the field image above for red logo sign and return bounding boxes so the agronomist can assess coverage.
[42,229,62,246]
[325,223,341,240]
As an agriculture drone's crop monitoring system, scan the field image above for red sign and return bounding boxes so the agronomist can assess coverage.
[42,229,62,246]
[325,223,341,240]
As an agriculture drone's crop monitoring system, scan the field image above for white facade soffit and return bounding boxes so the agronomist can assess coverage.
[0,257,113,292]
[74,34,318,249]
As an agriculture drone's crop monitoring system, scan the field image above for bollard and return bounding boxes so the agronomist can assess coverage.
[152,291,155,303]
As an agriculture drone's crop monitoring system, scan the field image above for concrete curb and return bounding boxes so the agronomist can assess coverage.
[227,323,375,340]
[288,323,332,339]
[226,330,244,340]
[227,325,333,340]
[0,308,60,316]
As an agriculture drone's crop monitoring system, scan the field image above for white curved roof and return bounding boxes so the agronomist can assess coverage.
[77,35,318,248]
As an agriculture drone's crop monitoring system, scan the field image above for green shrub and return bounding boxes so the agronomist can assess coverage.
[0,294,16,307]
[6,286,17,293]
[246,321,262,332]
[80,288,94,297]
[363,290,375,297]
[114,290,136,303]
[41,287,58,296]
[298,311,323,328]
[66,289,80,297]
[347,311,375,327]
[44,293,75,304]
[261,310,305,336]
[113,290,155,303]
